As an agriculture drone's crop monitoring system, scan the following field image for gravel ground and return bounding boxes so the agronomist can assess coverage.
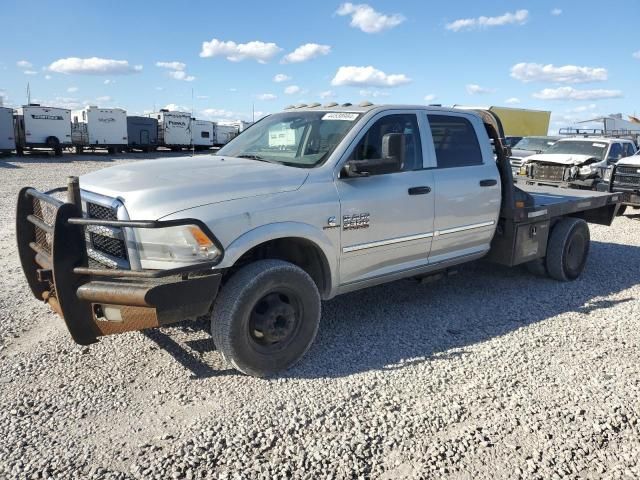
[1,152,639,480]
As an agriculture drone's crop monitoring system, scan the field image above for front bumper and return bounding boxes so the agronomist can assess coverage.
[16,177,223,345]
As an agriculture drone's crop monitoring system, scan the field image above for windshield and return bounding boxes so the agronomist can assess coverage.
[544,140,607,159]
[217,111,361,168]
[514,137,558,152]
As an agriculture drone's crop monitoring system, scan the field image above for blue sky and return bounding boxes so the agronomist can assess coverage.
[1,0,639,132]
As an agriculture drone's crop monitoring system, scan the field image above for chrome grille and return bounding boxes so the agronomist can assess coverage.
[616,166,640,176]
[613,174,640,187]
[85,200,129,269]
[530,164,565,182]
[87,202,117,220]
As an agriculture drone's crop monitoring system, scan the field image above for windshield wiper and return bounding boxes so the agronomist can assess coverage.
[236,154,280,164]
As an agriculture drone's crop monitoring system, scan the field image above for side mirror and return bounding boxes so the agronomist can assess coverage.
[342,133,405,178]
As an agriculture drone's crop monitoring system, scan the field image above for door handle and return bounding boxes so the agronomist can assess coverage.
[408,186,431,195]
[479,179,497,187]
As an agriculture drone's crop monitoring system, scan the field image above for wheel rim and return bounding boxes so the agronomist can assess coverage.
[248,290,302,352]
[565,233,585,273]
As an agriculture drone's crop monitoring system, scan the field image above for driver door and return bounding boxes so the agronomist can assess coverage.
[336,112,435,286]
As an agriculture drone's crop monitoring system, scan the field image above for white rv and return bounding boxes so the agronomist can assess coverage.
[72,106,128,153]
[0,107,15,154]
[147,110,192,150]
[213,123,239,146]
[191,120,214,150]
[15,104,72,156]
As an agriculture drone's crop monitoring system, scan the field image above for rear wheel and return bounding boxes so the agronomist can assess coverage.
[546,217,590,281]
[211,259,321,377]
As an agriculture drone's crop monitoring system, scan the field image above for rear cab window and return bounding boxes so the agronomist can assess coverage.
[427,114,484,168]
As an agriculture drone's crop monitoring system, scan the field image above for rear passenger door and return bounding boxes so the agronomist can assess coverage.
[425,112,501,264]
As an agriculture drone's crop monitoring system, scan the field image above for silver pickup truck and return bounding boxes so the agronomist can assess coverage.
[16,104,622,376]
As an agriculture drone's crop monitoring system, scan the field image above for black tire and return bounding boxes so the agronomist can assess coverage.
[54,146,63,157]
[75,146,84,154]
[546,218,590,281]
[107,147,116,154]
[617,205,627,216]
[211,259,321,377]
[16,146,24,156]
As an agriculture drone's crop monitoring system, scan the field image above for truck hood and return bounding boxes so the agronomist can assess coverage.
[80,155,309,219]
[510,148,538,159]
[617,156,640,167]
[525,153,599,166]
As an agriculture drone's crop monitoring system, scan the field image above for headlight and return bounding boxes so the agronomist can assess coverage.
[578,165,595,176]
[603,166,613,182]
[131,225,221,268]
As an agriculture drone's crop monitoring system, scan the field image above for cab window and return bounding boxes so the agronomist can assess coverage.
[428,115,483,168]
[349,114,422,172]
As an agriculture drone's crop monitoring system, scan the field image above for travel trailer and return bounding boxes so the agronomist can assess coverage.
[14,104,72,156]
[214,123,239,146]
[147,110,192,150]
[191,119,214,150]
[127,116,158,152]
[0,107,15,154]
[72,106,128,153]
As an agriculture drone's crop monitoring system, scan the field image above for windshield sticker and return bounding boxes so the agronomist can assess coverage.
[322,112,359,121]
[592,143,606,148]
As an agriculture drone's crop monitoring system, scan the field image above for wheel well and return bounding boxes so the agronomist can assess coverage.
[227,237,331,296]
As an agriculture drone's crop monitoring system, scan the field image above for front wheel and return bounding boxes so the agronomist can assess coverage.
[211,259,321,377]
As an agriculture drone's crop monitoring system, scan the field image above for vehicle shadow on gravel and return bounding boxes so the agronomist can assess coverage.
[288,239,640,379]
[141,239,640,380]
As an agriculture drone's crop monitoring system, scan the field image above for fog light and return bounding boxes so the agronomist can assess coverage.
[94,304,123,322]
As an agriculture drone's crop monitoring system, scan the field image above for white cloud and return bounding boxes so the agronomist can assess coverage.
[567,104,597,113]
[336,3,405,33]
[200,38,281,63]
[273,73,291,83]
[466,84,495,95]
[48,57,143,75]
[256,93,277,101]
[67,86,79,93]
[44,75,52,80]
[551,8,562,16]
[200,108,238,121]
[319,90,336,99]
[17,60,33,69]
[48,96,85,109]
[229,88,238,92]
[23,70,38,75]
[155,86,164,91]
[532,87,623,101]
[168,70,195,82]
[633,51,640,60]
[156,61,186,71]
[446,9,529,32]
[359,89,390,98]
[95,95,112,103]
[510,62,607,84]
[164,103,190,112]
[505,97,521,104]
[282,43,331,64]
[104,79,114,85]
[284,85,301,95]
[331,65,411,87]
[424,94,437,102]
[196,95,209,99]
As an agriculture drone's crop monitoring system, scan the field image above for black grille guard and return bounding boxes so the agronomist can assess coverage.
[16,176,224,345]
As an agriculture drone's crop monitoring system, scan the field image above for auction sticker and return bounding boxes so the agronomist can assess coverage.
[322,112,359,121]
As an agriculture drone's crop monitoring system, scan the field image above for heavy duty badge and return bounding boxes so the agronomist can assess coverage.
[343,213,370,230]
